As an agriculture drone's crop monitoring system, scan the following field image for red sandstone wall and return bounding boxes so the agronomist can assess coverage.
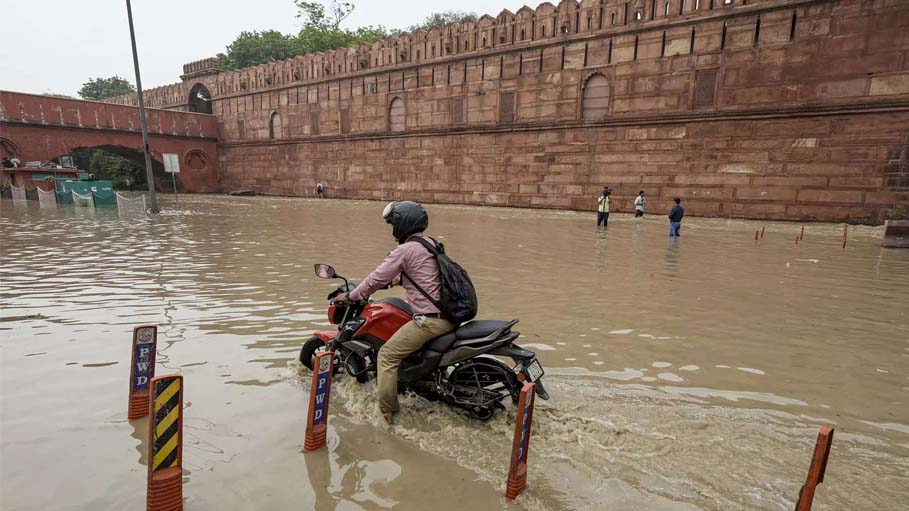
[218,111,907,223]
[208,0,909,139]
[0,91,218,138]
[107,0,909,221]
[0,91,220,192]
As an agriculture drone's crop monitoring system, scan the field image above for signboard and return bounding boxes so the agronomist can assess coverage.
[506,382,537,501]
[304,352,334,451]
[147,374,183,511]
[128,325,157,420]
[163,153,180,174]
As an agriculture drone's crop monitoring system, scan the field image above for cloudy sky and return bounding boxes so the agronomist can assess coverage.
[1,0,531,98]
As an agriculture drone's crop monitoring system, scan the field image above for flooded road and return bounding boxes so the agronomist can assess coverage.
[1,195,907,510]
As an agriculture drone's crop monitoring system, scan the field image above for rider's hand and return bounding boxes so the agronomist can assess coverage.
[335,293,351,305]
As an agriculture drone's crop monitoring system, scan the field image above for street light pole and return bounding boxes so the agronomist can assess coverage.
[125,0,159,213]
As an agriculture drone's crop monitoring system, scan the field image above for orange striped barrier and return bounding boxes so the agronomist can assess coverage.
[505,382,537,501]
[128,325,158,420]
[304,352,335,452]
[794,426,834,511]
[147,375,183,511]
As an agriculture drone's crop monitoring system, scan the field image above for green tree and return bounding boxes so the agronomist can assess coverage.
[294,0,354,29]
[218,30,304,70]
[407,10,477,31]
[218,1,389,70]
[295,1,386,54]
[78,76,136,100]
[70,148,146,190]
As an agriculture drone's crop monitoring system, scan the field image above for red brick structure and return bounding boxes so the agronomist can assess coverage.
[0,91,219,192]
[114,0,908,222]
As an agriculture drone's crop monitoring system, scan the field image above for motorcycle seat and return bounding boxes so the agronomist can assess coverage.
[423,320,515,353]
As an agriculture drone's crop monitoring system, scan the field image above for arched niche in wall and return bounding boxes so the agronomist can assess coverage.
[389,97,405,132]
[269,111,282,139]
[582,73,610,120]
[183,148,210,171]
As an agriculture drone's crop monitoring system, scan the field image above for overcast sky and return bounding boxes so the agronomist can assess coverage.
[1,0,532,98]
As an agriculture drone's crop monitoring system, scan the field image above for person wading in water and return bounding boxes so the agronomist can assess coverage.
[634,190,646,218]
[668,197,684,237]
[597,186,611,227]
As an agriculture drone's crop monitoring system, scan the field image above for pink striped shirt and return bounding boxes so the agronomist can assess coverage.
[348,234,441,314]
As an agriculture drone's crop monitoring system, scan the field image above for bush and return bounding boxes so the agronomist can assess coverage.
[886,205,909,220]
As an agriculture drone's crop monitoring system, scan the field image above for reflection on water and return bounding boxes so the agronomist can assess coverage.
[130,417,149,466]
[1,195,908,510]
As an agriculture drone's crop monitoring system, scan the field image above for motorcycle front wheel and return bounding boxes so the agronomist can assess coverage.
[298,336,330,371]
[299,337,370,383]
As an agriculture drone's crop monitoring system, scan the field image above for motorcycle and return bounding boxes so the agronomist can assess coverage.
[298,263,550,420]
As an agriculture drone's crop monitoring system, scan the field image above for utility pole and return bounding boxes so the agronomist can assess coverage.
[125,0,159,213]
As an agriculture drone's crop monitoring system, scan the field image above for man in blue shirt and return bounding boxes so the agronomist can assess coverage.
[668,198,684,237]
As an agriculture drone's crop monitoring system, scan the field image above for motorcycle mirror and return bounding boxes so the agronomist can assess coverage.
[314,264,336,279]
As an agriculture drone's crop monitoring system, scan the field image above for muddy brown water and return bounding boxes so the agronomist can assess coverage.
[1,195,907,511]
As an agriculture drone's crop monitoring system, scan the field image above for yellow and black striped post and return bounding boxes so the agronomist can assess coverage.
[147,374,183,511]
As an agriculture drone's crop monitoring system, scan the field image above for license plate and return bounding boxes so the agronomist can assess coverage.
[524,359,544,382]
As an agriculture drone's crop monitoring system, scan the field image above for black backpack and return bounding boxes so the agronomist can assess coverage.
[402,237,478,325]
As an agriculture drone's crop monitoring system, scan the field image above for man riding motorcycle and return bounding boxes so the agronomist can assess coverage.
[335,201,455,423]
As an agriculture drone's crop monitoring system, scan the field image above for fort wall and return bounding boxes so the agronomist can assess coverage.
[106,0,909,222]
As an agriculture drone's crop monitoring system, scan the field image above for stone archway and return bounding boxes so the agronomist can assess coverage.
[0,137,22,160]
[188,83,213,114]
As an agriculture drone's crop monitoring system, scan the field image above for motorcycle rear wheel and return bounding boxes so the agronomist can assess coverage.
[448,357,521,420]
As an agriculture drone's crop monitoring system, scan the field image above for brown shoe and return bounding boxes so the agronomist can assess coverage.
[382,412,395,424]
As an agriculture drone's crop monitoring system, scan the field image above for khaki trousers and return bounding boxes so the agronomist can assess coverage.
[377,316,454,414]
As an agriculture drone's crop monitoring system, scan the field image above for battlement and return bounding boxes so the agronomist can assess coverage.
[181,58,222,80]
[106,0,797,110]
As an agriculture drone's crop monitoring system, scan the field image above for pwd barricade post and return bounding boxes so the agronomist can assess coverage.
[794,426,834,511]
[147,374,184,511]
[128,325,158,420]
[304,352,335,452]
[506,382,537,501]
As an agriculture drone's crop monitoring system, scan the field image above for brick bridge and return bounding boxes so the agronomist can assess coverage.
[0,91,219,191]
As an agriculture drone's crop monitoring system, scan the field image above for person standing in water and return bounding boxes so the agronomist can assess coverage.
[668,197,684,237]
[634,190,646,218]
[597,186,610,227]
[316,181,324,198]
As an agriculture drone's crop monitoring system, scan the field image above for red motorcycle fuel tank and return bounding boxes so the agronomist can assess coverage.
[354,301,412,343]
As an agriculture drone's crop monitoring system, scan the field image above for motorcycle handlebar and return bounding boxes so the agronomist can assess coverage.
[334,298,366,307]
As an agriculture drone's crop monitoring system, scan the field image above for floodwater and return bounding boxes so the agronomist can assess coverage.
[1,195,907,511]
